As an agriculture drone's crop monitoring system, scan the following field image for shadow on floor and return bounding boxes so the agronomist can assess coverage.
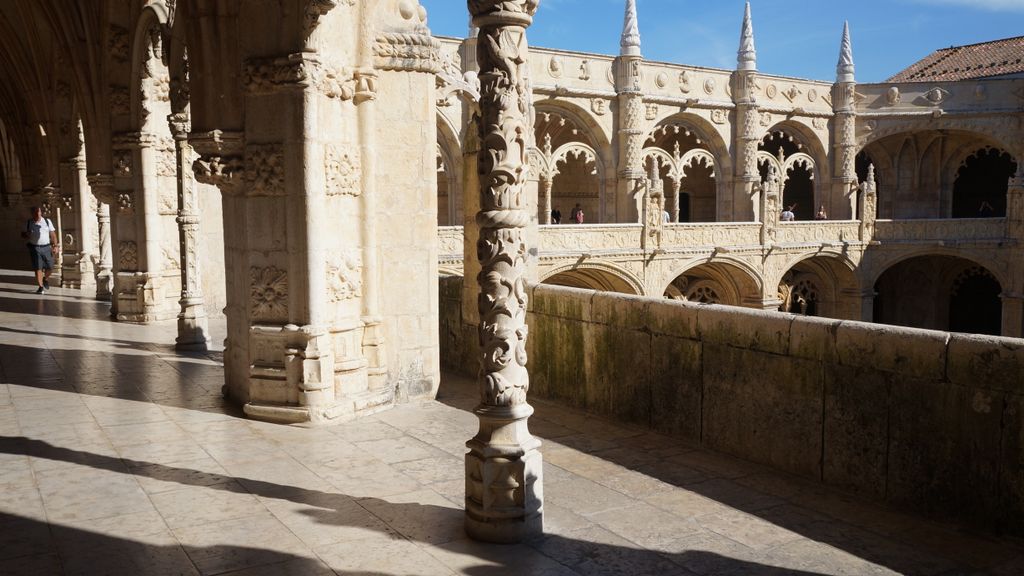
[435,375,1014,576]
[0,341,236,416]
[0,436,831,576]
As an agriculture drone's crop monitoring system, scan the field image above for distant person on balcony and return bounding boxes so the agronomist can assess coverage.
[551,207,562,225]
[781,205,797,222]
[662,209,670,224]
[571,203,584,224]
[815,206,828,220]
[978,201,995,217]
[21,206,59,294]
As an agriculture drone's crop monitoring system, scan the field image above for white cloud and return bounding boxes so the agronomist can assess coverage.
[912,0,1024,12]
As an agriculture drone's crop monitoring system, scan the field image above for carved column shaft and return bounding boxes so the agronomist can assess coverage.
[89,175,115,301]
[669,178,681,223]
[539,175,552,225]
[858,164,877,242]
[466,0,543,544]
[616,55,644,223]
[733,70,760,222]
[171,115,210,350]
[832,82,857,220]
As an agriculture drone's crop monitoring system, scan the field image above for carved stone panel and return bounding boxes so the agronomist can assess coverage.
[245,145,285,196]
[325,146,361,196]
[250,266,288,323]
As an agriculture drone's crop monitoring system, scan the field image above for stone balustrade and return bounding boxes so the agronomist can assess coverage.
[874,218,1007,242]
[439,277,1024,535]
[775,221,861,245]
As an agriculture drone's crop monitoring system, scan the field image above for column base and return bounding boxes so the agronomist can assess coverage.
[176,302,211,351]
[243,385,395,426]
[465,404,544,544]
[113,272,180,323]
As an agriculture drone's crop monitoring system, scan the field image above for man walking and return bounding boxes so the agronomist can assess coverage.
[21,206,59,294]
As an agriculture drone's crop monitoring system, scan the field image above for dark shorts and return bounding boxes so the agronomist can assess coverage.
[28,245,54,271]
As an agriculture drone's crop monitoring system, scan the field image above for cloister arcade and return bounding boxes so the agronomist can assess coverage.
[0,0,1020,564]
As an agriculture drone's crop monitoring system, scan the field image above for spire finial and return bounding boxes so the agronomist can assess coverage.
[737,2,756,71]
[836,21,855,83]
[620,0,641,57]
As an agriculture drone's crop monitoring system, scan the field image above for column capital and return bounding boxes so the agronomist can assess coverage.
[189,130,245,192]
[468,0,538,27]
[87,173,117,205]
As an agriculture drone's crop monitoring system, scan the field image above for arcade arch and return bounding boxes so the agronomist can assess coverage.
[663,260,761,308]
[873,254,1003,336]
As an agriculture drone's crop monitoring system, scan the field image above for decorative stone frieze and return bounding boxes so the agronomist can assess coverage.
[243,53,356,99]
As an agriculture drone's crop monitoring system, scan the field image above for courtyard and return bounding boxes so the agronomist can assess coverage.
[1,270,1022,576]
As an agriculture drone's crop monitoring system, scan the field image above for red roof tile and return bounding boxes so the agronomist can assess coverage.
[888,36,1024,82]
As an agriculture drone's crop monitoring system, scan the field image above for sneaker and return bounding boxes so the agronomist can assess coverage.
[35,287,44,294]
[42,279,50,290]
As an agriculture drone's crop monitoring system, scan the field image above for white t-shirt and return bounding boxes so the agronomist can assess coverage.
[27,218,55,246]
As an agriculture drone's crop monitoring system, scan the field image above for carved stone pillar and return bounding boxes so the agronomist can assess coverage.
[88,174,115,301]
[759,164,781,247]
[616,73,644,223]
[832,22,857,220]
[832,87,857,220]
[1008,165,1024,241]
[733,72,760,222]
[170,114,210,350]
[538,175,553,225]
[668,177,682,223]
[109,132,179,323]
[858,164,877,242]
[60,158,97,290]
[466,0,543,544]
[732,3,759,222]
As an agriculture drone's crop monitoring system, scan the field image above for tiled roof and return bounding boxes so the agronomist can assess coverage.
[888,36,1024,82]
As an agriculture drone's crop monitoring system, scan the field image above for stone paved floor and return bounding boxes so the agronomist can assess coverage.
[1,270,1023,576]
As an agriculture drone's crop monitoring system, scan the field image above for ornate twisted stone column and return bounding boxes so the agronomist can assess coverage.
[466,0,543,544]
[88,174,115,301]
[170,114,210,350]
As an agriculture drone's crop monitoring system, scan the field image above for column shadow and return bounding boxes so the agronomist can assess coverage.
[0,436,830,576]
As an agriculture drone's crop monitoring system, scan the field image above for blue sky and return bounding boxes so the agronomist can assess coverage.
[421,0,1024,82]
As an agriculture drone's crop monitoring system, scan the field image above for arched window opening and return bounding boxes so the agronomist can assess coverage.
[536,109,604,223]
[952,148,1016,218]
[855,151,875,220]
[874,255,1002,336]
[645,123,717,223]
[949,267,1002,336]
[779,274,820,317]
[760,131,814,221]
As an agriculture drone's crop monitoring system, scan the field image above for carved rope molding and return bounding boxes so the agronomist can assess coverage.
[374,32,441,74]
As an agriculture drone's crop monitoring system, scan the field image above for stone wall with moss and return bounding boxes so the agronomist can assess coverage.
[440,275,1024,534]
